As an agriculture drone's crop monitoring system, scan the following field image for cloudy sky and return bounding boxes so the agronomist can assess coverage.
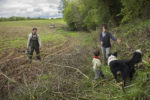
[0,0,62,18]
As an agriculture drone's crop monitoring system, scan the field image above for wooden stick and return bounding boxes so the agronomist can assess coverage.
[40,88,48,95]
[110,82,125,93]
[0,72,16,83]
[125,42,130,48]
[52,63,89,79]
[114,82,125,93]
[50,91,69,100]
[142,60,148,63]
[124,84,135,89]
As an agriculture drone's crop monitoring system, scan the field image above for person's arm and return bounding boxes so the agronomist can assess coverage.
[37,34,42,48]
[93,61,97,69]
[99,33,103,45]
[109,32,117,41]
[27,34,31,49]
[100,33,102,42]
[109,33,121,43]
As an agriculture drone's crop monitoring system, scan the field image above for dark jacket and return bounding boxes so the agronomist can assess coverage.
[100,32,117,48]
[27,33,41,48]
[29,34,39,48]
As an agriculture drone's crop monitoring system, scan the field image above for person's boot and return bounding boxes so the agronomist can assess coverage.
[37,56,41,61]
[28,55,32,64]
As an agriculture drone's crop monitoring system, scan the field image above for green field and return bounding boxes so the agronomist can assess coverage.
[0,19,65,51]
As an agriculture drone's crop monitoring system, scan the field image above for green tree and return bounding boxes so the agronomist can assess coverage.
[119,0,150,23]
[63,0,150,30]
[64,1,83,30]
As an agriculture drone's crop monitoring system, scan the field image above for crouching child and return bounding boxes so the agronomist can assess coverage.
[92,49,105,80]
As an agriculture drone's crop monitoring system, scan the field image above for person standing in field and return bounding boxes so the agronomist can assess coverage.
[100,24,121,64]
[27,28,41,63]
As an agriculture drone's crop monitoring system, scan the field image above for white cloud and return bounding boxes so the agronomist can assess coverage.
[0,0,61,18]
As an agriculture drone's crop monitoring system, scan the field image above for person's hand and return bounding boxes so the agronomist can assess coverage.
[117,39,121,43]
[39,46,42,49]
[101,42,103,45]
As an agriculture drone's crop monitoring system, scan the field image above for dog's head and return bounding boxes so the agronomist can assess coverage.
[108,52,118,65]
[133,49,142,63]
[108,52,118,58]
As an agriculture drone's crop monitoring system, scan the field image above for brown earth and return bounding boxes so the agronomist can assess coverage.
[0,35,76,99]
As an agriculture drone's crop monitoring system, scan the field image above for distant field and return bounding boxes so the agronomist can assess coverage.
[0,19,68,52]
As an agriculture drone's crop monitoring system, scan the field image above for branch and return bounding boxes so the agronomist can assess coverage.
[114,82,125,93]
[125,42,130,48]
[124,84,135,89]
[0,72,16,83]
[142,60,148,63]
[52,63,89,79]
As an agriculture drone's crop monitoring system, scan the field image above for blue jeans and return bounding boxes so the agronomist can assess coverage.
[93,70,104,80]
[101,47,111,60]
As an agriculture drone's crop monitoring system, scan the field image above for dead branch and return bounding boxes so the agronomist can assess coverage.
[0,72,16,83]
[142,60,148,63]
[52,63,89,79]
[114,82,125,93]
[110,82,125,93]
[50,91,69,100]
[125,42,130,48]
[124,84,135,89]
[40,88,48,96]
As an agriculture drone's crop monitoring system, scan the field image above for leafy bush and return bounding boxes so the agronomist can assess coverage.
[64,1,82,30]
[119,0,150,23]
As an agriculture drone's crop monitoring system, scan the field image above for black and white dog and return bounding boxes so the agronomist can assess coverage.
[108,50,142,86]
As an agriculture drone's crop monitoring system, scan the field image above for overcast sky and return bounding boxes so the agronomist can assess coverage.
[0,0,62,18]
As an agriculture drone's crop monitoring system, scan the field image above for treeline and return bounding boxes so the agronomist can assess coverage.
[63,0,150,31]
[0,16,46,22]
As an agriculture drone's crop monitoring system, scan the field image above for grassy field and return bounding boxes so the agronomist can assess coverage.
[0,19,67,51]
[0,19,150,100]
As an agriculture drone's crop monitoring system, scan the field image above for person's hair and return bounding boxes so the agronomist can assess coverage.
[94,49,100,56]
[32,28,37,31]
[101,24,107,30]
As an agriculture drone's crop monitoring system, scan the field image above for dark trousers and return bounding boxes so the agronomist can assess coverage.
[29,46,41,60]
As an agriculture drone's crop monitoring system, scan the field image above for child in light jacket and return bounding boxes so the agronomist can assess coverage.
[92,49,105,80]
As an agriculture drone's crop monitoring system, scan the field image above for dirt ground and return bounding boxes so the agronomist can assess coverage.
[0,37,77,98]
[0,20,79,99]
